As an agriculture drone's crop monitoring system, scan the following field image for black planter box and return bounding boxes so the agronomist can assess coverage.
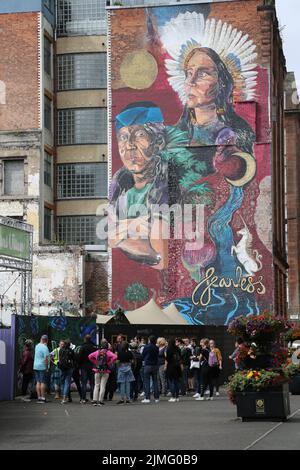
[289,374,300,395]
[235,383,290,421]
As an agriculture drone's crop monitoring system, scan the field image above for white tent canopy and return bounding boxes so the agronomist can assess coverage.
[163,303,189,325]
[125,299,187,325]
[96,314,114,325]
[96,300,188,325]
[126,299,171,324]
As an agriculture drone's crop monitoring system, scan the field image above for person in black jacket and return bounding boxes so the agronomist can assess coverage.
[165,338,182,402]
[176,338,191,396]
[195,338,211,401]
[78,334,97,403]
[58,339,75,404]
[141,336,159,404]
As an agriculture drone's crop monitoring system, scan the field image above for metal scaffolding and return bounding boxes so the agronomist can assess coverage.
[0,217,33,317]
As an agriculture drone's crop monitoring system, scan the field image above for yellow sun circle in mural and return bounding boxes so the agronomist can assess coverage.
[120,50,158,90]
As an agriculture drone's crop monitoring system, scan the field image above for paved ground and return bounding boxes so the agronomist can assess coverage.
[0,391,299,450]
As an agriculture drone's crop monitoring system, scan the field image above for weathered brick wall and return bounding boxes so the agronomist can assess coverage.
[0,12,40,131]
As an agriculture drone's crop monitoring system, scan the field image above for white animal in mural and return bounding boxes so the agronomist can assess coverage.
[231,216,262,277]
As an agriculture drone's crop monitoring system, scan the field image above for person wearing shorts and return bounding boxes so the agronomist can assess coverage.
[33,335,50,403]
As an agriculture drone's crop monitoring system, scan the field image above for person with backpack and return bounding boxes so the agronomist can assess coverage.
[58,339,75,405]
[68,342,83,403]
[165,338,182,403]
[129,341,143,401]
[88,339,117,406]
[77,335,97,403]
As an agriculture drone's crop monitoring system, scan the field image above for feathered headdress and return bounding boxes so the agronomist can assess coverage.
[159,11,258,104]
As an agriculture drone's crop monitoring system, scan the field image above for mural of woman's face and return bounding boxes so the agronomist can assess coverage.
[184,50,219,109]
[117,125,153,174]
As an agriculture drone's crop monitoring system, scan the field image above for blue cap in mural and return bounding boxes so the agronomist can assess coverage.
[115,102,164,131]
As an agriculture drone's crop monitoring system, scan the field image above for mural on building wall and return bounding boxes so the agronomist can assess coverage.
[109,1,273,325]
[15,315,96,363]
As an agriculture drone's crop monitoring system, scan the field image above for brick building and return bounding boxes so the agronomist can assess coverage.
[0,0,109,323]
[108,0,288,323]
[285,72,300,321]
[0,0,288,325]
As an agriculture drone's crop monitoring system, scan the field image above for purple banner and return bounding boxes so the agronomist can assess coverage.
[0,315,16,401]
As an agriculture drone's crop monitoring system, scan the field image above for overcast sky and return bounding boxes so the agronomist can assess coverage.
[276,0,300,84]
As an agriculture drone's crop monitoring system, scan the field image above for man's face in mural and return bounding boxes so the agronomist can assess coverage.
[117,125,153,174]
[184,50,219,109]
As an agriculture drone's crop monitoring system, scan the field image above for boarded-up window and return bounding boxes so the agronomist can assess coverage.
[44,96,52,131]
[44,151,52,187]
[44,36,52,76]
[44,207,52,240]
[4,160,24,195]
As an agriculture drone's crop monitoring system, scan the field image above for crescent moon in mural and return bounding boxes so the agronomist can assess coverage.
[120,50,158,90]
[225,152,256,187]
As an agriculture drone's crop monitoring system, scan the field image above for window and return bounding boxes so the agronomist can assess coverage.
[44,96,52,131]
[57,215,106,245]
[0,81,6,105]
[57,0,107,37]
[44,207,52,240]
[3,160,24,195]
[57,108,107,145]
[57,163,107,199]
[44,37,52,76]
[44,151,52,187]
[57,53,107,90]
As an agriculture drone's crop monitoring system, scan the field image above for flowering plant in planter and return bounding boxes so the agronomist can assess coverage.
[284,327,300,343]
[227,312,290,343]
[283,362,300,377]
[227,369,287,404]
[227,363,300,404]
[269,345,289,368]
[227,315,248,337]
[245,313,290,344]
[227,313,296,407]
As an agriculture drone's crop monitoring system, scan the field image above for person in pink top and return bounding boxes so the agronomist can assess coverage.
[88,339,117,406]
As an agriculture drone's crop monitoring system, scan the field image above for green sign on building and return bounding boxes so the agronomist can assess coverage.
[0,224,31,260]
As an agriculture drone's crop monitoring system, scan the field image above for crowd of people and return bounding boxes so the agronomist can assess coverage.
[19,333,234,406]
